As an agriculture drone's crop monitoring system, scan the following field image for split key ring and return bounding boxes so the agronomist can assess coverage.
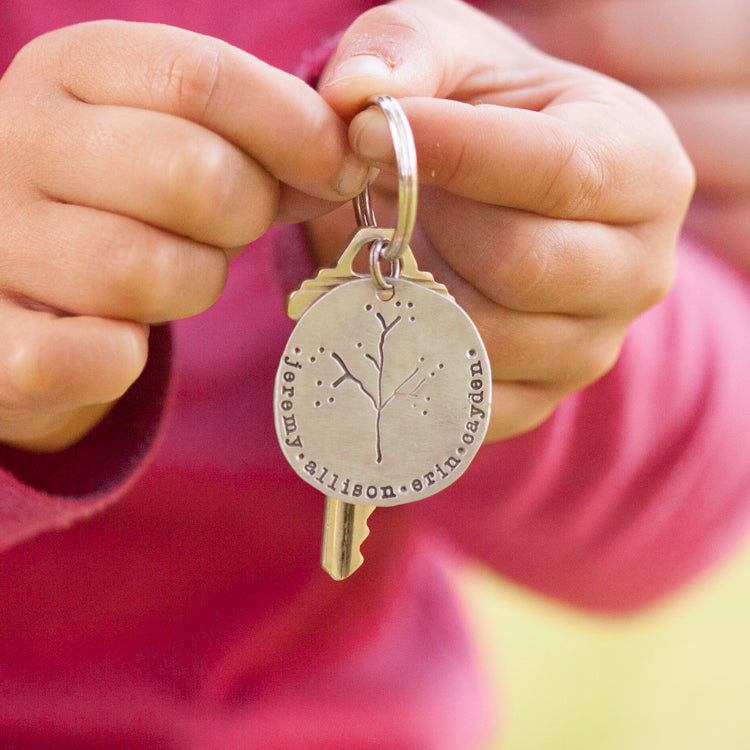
[353,95,418,264]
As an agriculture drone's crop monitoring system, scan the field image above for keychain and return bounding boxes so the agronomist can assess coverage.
[273,95,491,579]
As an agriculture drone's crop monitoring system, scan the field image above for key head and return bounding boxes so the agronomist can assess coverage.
[285,226,450,321]
[274,277,491,507]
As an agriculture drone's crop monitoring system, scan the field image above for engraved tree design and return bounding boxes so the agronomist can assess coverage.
[331,311,432,464]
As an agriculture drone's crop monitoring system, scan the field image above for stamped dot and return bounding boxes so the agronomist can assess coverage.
[406,302,414,309]
[318,347,325,354]
[400,486,408,494]
[457,446,466,455]
[409,316,416,322]
[314,401,321,408]
[422,410,428,416]
[298,453,305,460]
[468,349,477,358]
[395,301,402,308]
[309,356,316,363]
[438,363,445,370]
[356,342,363,349]
[294,347,302,355]
[365,304,373,311]
[419,357,425,363]
[328,397,335,404]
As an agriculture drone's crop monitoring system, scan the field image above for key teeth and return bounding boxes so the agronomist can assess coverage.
[321,499,375,581]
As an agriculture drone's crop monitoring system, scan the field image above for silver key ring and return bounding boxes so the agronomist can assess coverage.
[368,237,400,292]
[353,95,418,262]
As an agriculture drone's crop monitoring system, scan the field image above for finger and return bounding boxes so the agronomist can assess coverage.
[319,0,533,117]
[399,221,626,391]
[21,20,368,201]
[3,199,229,323]
[0,299,149,414]
[458,290,624,390]
[351,95,672,221]
[413,188,676,317]
[485,381,560,442]
[32,101,278,248]
[320,0,692,222]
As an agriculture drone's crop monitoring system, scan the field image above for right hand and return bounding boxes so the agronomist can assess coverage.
[0,21,368,452]
[492,0,750,274]
[313,0,693,442]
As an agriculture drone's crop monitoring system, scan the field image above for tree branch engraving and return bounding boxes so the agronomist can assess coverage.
[331,312,432,464]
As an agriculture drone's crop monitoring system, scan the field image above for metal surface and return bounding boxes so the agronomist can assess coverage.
[352,95,417,262]
[321,498,375,580]
[285,227,451,321]
[274,278,491,507]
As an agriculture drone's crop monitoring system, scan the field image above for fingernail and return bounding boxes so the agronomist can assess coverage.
[336,154,371,197]
[324,54,392,87]
[351,108,393,164]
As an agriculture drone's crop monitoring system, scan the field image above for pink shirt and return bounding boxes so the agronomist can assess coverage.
[3,2,750,747]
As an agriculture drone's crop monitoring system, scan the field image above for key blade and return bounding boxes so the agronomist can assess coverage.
[321,497,375,581]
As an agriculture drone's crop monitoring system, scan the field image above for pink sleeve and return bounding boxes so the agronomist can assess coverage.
[424,238,750,612]
[0,325,172,552]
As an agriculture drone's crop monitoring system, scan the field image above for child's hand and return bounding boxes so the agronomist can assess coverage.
[313,0,694,441]
[492,0,750,273]
[0,21,368,451]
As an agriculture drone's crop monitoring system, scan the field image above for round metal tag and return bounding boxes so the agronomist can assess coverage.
[274,278,491,506]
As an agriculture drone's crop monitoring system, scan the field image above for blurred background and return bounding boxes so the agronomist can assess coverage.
[459,535,750,749]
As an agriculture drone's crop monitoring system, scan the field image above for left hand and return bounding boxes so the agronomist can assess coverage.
[309,0,694,442]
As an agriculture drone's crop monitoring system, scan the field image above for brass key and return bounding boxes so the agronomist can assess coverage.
[321,498,375,580]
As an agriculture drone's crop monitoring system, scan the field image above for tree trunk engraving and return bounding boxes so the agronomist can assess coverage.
[331,312,429,464]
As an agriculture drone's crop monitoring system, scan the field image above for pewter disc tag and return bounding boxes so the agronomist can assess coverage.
[274,278,491,507]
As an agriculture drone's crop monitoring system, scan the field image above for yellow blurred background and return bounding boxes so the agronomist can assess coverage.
[459,536,750,749]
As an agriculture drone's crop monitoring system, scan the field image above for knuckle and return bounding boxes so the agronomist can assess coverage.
[5,337,47,409]
[103,235,162,321]
[164,140,275,247]
[2,318,148,417]
[164,139,237,233]
[113,241,170,321]
[148,40,224,119]
[5,337,71,411]
[488,220,558,309]
[4,333,75,412]
[544,135,607,219]
[117,235,228,323]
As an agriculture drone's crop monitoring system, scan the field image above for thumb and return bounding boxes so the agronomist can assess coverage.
[318,0,529,119]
